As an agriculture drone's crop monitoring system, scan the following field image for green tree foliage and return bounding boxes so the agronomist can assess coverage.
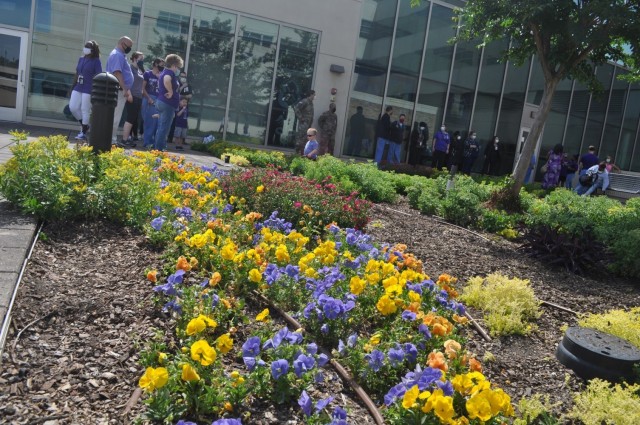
[414,0,640,195]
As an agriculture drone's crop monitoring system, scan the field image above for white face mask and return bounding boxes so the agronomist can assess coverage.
[440,127,445,132]
[471,135,476,140]
[83,47,92,55]
[457,136,461,140]
[495,139,499,143]
[419,126,425,130]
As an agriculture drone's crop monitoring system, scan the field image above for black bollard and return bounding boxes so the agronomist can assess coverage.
[90,72,119,154]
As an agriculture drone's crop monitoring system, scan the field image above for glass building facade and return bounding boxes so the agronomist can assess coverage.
[2,0,640,173]
[343,0,640,173]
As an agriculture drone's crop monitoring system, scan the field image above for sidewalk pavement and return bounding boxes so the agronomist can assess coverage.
[0,123,233,354]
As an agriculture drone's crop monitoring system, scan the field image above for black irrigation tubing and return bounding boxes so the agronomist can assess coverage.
[252,291,386,425]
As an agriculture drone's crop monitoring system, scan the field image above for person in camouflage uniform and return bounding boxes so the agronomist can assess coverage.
[318,103,337,155]
[294,90,315,154]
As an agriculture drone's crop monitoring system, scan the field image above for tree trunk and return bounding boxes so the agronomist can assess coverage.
[510,77,560,195]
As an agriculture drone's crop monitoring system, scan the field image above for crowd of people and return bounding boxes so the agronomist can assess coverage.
[68,35,193,152]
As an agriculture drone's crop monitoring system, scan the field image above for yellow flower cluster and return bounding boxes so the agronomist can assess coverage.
[186,314,217,336]
[139,366,169,391]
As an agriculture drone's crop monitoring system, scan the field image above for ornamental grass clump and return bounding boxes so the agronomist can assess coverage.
[566,379,640,425]
[460,273,541,336]
[577,307,640,348]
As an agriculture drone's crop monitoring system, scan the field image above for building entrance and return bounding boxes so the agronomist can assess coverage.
[0,28,28,122]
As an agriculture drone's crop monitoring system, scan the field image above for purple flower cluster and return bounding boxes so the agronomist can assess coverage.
[172,206,193,221]
[153,269,185,296]
[344,228,374,251]
[210,418,241,425]
[298,390,335,417]
[150,216,166,231]
[255,211,293,234]
[384,365,445,406]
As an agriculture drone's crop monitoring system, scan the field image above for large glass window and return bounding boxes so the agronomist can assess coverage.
[540,77,572,153]
[343,0,397,158]
[187,7,236,137]
[227,17,277,145]
[619,83,640,170]
[28,0,88,120]
[495,59,530,175]
[582,64,614,153]
[416,4,455,136]
[564,80,590,156]
[600,68,628,161]
[446,36,482,133]
[471,40,507,148]
[141,0,189,61]
[268,26,319,148]
[90,1,142,61]
[0,0,32,28]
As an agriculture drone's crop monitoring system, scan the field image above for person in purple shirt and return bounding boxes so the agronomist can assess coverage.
[106,36,134,144]
[432,124,450,170]
[579,145,599,177]
[69,40,102,141]
[154,54,184,151]
[141,58,164,149]
[173,97,189,150]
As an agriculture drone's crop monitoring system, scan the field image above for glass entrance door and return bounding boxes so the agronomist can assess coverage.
[0,29,28,122]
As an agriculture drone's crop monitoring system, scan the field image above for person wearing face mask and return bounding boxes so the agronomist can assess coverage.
[604,155,621,173]
[154,54,184,151]
[69,40,102,141]
[167,72,194,144]
[483,135,502,175]
[106,36,134,144]
[120,51,145,146]
[375,106,393,167]
[142,58,164,149]
[432,124,450,170]
[462,130,480,174]
[409,121,429,165]
[448,131,465,172]
[318,103,338,155]
[388,113,407,165]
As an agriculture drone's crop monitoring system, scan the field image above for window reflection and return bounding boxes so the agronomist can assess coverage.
[142,0,189,61]
[0,0,33,28]
[187,7,236,136]
[446,37,481,133]
[600,68,628,162]
[619,84,640,170]
[227,17,277,145]
[28,0,87,120]
[582,64,613,152]
[564,80,590,156]
[268,27,318,148]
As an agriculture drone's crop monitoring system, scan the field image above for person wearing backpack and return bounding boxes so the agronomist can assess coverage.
[574,162,609,196]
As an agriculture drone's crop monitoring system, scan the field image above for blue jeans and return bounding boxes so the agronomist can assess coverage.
[375,137,389,165]
[142,96,158,148]
[388,142,401,164]
[155,100,175,151]
[565,172,575,189]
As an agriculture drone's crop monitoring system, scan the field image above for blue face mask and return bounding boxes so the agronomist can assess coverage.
[174,69,181,76]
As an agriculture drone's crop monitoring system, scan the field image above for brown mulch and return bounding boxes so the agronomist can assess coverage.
[1,199,639,424]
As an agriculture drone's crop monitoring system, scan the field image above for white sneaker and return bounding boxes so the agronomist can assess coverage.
[75,132,86,141]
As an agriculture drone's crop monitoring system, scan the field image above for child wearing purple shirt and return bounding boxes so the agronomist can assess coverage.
[173,98,189,150]
[69,40,102,141]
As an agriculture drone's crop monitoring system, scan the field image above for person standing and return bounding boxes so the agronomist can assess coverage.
[318,103,337,155]
[408,121,429,165]
[294,90,315,154]
[374,106,393,166]
[604,155,621,173]
[482,135,502,175]
[121,51,145,145]
[431,124,450,170]
[448,130,465,172]
[462,130,480,174]
[541,144,564,189]
[578,145,599,176]
[141,58,164,149]
[173,98,189,150]
[154,54,183,152]
[69,40,102,141]
[388,113,406,165]
[303,128,319,160]
[347,106,366,156]
[562,154,579,188]
[106,36,134,144]
[167,71,193,144]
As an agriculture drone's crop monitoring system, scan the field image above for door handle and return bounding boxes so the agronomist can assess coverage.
[20,69,24,83]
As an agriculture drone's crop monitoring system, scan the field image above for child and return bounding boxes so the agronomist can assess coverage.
[173,97,188,150]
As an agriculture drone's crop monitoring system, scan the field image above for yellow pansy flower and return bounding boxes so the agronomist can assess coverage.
[256,308,270,322]
[249,268,262,283]
[139,367,169,391]
[256,185,264,193]
[181,363,201,381]
[466,392,493,422]
[376,294,397,316]
[349,276,366,295]
[190,339,217,366]
[216,333,234,354]
[186,317,207,335]
[402,385,419,409]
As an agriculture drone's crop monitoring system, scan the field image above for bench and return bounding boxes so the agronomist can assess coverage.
[608,173,640,194]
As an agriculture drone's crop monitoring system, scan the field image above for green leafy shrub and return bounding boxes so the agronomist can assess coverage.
[577,307,640,348]
[514,394,561,425]
[566,379,640,425]
[0,136,98,220]
[460,273,541,336]
[191,140,236,158]
[480,208,522,233]
[406,176,443,216]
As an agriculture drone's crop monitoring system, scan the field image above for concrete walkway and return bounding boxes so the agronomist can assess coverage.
[0,123,233,354]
